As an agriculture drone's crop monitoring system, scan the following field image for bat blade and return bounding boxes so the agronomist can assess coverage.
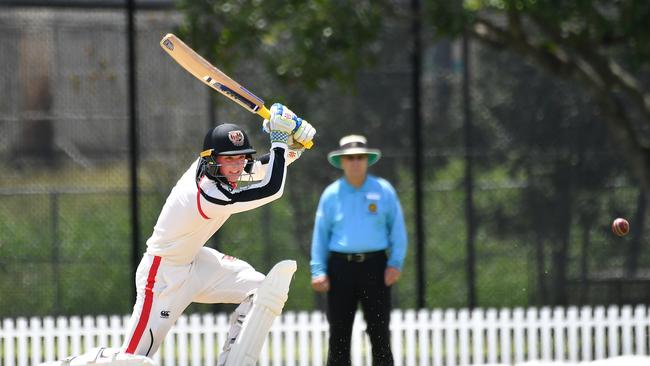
[160,33,310,148]
[160,33,268,118]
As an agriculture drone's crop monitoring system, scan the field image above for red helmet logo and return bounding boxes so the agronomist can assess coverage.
[228,130,245,146]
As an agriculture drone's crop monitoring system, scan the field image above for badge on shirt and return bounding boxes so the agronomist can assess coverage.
[366,192,381,200]
[366,192,380,214]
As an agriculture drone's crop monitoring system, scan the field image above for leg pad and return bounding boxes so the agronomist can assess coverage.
[224,260,297,366]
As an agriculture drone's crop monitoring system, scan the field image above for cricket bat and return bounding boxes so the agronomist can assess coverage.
[160,33,313,149]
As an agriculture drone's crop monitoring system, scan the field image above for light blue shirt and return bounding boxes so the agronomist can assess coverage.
[310,175,408,278]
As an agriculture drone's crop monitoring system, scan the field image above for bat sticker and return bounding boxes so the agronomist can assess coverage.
[238,86,265,104]
[203,76,261,112]
[162,39,174,51]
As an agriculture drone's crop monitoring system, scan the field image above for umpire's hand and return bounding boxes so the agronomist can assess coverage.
[311,275,330,292]
[385,267,401,287]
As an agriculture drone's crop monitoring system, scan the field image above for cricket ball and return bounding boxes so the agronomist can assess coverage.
[611,218,630,237]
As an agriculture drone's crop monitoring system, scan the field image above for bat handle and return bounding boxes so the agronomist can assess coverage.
[257,106,314,149]
[258,105,271,120]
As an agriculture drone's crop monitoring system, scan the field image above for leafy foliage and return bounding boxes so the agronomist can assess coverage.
[177,0,393,89]
[427,0,650,192]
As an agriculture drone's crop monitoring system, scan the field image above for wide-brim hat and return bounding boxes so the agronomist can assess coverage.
[327,134,381,169]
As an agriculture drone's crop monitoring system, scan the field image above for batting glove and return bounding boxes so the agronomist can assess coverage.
[264,118,315,145]
[263,104,315,145]
[268,103,300,134]
[292,120,315,144]
[267,103,302,144]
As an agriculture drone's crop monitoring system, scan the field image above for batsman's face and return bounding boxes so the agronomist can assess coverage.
[216,154,247,183]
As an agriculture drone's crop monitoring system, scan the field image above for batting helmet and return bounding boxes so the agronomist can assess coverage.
[201,123,256,157]
[199,124,256,181]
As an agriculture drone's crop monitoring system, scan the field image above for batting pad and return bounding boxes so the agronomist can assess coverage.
[224,260,297,366]
[39,347,156,366]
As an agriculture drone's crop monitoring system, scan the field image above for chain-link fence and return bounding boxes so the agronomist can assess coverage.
[1,2,648,318]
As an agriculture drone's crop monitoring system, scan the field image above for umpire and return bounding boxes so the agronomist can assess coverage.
[310,135,408,366]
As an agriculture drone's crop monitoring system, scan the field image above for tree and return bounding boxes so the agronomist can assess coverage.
[177,0,649,307]
[428,0,650,193]
[427,1,650,304]
[177,0,392,89]
[179,0,649,192]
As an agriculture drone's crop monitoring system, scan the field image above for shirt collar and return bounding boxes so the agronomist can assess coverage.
[340,175,371,191]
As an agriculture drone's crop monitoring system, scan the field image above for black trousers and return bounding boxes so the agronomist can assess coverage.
[326,251,393,366]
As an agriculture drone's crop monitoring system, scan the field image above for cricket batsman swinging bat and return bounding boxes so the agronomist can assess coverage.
[160,33,313,149]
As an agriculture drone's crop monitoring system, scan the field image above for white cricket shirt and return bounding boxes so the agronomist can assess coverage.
[145,142,288,264]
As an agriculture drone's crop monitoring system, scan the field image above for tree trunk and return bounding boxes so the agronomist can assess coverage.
[535,234,547,305]
[16,32,54,165]
[625,190,647,277]
[550,165,573,306]
[579,221,591,304]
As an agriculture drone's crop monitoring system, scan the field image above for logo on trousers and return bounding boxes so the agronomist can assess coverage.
[160,311,170,318]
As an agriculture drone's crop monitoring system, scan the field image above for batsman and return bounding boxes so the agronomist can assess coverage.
[122,103,315,365]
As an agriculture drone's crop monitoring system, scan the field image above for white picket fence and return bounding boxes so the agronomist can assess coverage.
[1,305,649,366]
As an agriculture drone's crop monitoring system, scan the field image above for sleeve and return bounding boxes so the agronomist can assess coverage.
[199,142,287,216]
[247,148,299,181]
[310,191,332,278]
[247,155,269,181]
[285,148,302,166]
[386,185,408,271]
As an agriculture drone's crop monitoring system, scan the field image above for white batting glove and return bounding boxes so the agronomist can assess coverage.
[266,103,301,144]
[292,120,316,144]
[263,104,315,145]
[268,103,300,134]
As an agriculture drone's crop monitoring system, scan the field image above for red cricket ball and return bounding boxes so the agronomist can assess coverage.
[611,218,630,237]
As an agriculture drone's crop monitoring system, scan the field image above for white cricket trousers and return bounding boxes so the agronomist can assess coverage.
[121,247,265,357]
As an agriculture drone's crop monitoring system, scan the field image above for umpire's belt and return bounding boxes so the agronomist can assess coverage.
[330,250,385,263]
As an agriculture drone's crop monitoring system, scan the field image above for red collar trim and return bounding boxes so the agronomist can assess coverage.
[196,176,210,219]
